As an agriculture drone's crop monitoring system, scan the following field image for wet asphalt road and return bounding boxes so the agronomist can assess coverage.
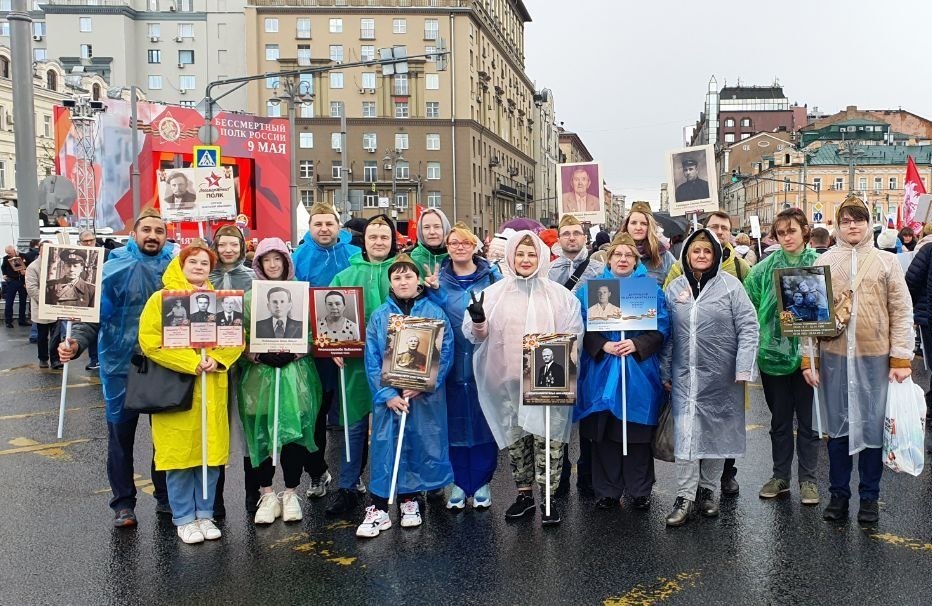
[2,323,932,605]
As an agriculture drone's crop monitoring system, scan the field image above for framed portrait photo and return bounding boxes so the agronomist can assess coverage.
[249,280,310,354]
[189,290,217,348]
[380,314,445,393]
[522,333,578,406]
[773,265,836,337]
[666,144,718,217]
[215,290,245,347]
[556,161,605,224]
[310,287,366,358]
[162,290,193,348]
[586,277,658,332]
[37,244,104,323]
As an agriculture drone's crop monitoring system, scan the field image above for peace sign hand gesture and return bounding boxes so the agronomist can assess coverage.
[467,290,485,323]
[423,263,441,290]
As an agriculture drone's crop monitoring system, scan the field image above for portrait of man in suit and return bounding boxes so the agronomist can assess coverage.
[189,293,214,323]
[217,295,243,326]
[587,284,622,321]
[255,286,304,338]
[536,347,566,388]
[560,166,601,213]
[393,331,429,374]
[163,171,197,212]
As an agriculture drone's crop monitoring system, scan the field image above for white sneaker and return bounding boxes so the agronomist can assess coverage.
[473,484,492,509]
[281,491,303,522]
[196,518,222,540]
[400,499,422,528]
[356,505,391,538]
[306,470,332,499]
[446,485,466,510]
[254,492,282,525]
[177,521,205,544]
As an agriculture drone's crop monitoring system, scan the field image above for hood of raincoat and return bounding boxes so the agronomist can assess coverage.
[162,255,214,291]
[680,228,722,296]
[292,228,360,285]
[208,225,254,290]
[211,224,247,264]
[253,237,295,281]
[734,244,751,257]
[502,229,552,281]
[362,214,399,262]
[415,208,451,255]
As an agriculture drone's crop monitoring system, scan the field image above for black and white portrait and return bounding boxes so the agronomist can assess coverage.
[586,279,622,322]
[666,144,718,216]
[774,266,836,337]
[249,280,310,353]
[534,344,567,390]
[314,289,360,342]
[392,328,432,376]
[189,291,216,324]
[216,293,244,326]
[38,244,104,323]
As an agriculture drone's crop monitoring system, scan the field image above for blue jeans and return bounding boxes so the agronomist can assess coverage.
[166,466,220,526]
[337,415,369,490]
[107,416,167,511]
[827,436,883,501]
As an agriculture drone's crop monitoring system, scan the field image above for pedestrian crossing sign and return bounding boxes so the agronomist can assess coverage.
[194,146,221,169]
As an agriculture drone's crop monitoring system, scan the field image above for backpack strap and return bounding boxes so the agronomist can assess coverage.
[563,257,591,290]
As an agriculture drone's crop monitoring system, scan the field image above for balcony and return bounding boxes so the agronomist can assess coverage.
[359,28,375,40]
[248,0,467,7]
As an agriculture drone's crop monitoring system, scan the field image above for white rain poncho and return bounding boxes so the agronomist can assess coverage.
[809,224,914,454]
[464,230,583,448]
[662,229,760,460]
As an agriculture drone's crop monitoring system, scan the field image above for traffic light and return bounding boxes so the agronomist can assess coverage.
[730,170,747,183]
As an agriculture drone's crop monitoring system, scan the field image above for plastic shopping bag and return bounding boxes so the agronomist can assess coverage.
[652,394,674,463]
[882,378,926,476]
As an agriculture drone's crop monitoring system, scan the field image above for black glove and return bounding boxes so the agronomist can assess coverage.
[466,291,485,324]
[257,352,297,368]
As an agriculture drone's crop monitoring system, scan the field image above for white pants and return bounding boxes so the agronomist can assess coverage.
[675,458,724,500]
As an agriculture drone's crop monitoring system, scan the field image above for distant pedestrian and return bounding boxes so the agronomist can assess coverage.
[733,233,757,266]
[809,227,832,254]
[24,242,59,368]
[2,244,28,327]
[899,227,917,252]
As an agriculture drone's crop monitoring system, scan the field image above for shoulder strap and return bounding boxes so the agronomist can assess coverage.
[851,249,878,292]
[735,258,745,282]
[563,257,590,290]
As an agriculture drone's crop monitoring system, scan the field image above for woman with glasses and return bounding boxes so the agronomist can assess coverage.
[575,233,669,511]
[432,222,501,509]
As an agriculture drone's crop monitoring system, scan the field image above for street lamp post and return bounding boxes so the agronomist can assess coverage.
[270,78,314,246]
[383,148,404,220]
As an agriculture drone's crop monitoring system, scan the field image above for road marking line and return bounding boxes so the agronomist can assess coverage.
[0,437,90,459]
[604,571,700,605]
[18,382,100,394]
[0,404,104,421]
[869,532,932,553]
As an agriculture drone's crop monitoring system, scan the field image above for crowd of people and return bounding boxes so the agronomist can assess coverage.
[2,193,926,546]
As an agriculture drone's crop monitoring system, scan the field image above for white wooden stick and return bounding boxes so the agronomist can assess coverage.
[545,405,551,517]
[272,366,281,467]
[387,400,408,505]
[621,330,628,456]
[808,337,824,438]
[340,365,350,462]
[200,348,208,499]
[56,321,72,439]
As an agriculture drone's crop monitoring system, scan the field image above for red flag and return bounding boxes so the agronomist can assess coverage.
[903,156,927,232]
[407,204,424,243]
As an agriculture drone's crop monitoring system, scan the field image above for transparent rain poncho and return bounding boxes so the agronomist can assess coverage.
[464,230,583,448]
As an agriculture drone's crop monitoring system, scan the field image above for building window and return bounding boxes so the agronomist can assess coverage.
[331,133,342,150]
[179,100,195,108]
[360,18,374,39]
[297,45,311,66]
[178,50,194,65]
[395,191,409,209]
[331,161,342,179]
[724,118,735,127]
[362,101,376,118]
[299,103,314,118]
[0,57,7,78]
[740,117,751,127]
[393,18,406,34]
[300,190,314,206]
[426,162,440,180]
[329,45,344,63]
[0,22,8,36]
[148,50,161,64]
[425,45,436,62]
[299,133,314,149]
[44,70,56,91]
[148,75,163,89]
[80,44,93,59]
[424,18,439,40]
[425,74,439,90]
[833,177,844,191]
[363,132,377,150]
[264,18,278,33]
[361,45,375,62]
[329,18,343,33]
[394,102,409,118]
[43,114,51,137]
[330,72,344,89]
[330,101,343,117]
[299,160,314,179]
[426,101,439,118]
[265,44,279,61]
[178,23,193,38]
[179,74,195,90]
[873,177,882,191]
[148,23,160,38]
[426,133,440,150]
[79,17,92,32]
[296,18,311,39]
[361,72,376,90]
[723,133,735,143]
[812,178,821,192]
[266,101,281,117]
[265,76,277,89]
[426,191,441,208]
[395,133,409,149]
[364,193,378,208]
[858,177,867,191]
[889,177,898,190]
[177,0,193,10]
[34,48,47,61]
[0,160,5,189]
[393,74,408,95]
[740,133,751,140]
[783,178,791,192]
[363,161,377,181]
[395,160,410,180]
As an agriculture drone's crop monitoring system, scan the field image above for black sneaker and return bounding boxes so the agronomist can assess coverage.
[721,476,740,496]
[857,499,879,525]
[823,495,849,521]
[631,495,651,510]
[595,497,618,510]
[504,492,536,519]
[85,361,100,371]
[540,500,562,526]
[325,489,358,517]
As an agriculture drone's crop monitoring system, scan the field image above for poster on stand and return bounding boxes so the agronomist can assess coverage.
[379,315,444,393]
[215,290,245,347]
[189,291,217,348]
[666,144,718,217]
[249,280,309,354]
[37,244,104,323]
[522,333,578,405]
[585,277,658,332]
[310,287,365,357]
[162,290,192,348]
[773,266,836,337]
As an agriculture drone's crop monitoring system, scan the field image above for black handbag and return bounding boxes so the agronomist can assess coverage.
[652,395,675,463]
[124,350,195,414]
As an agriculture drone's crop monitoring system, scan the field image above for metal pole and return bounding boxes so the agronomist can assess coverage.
[130,86,141,220]
[288,93,299,245]
[9,0,39,241]
[340,103,348,223]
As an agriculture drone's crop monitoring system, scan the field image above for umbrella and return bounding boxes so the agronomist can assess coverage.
[501,218,546,234]
[653,213,688,238]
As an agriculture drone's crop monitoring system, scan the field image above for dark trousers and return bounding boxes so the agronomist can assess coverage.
[761,370,819,484]
[257,443,307,489]
[558,436,593,493]
[3,278,26,323]
[722,458,737,480]
[36,323,60,364]
[107,416,167,511]
[590,440,655,499]
[304,387,333,479]
[827,436,883,501]
[920,325,932,411]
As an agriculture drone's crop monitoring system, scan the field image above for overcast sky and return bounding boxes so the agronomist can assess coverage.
[523,1,932,207]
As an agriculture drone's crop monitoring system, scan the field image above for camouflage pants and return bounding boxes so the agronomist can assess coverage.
[507,434,564,496]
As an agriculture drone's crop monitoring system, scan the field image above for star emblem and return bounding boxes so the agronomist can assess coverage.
[205,172,222,187]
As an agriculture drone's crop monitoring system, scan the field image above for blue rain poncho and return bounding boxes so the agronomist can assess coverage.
[292,228,361,286]
[464,231,583,448]
[365,292,454,498]
[574,262,670,427]
[99,239,173,423]
[662,229,759,460]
